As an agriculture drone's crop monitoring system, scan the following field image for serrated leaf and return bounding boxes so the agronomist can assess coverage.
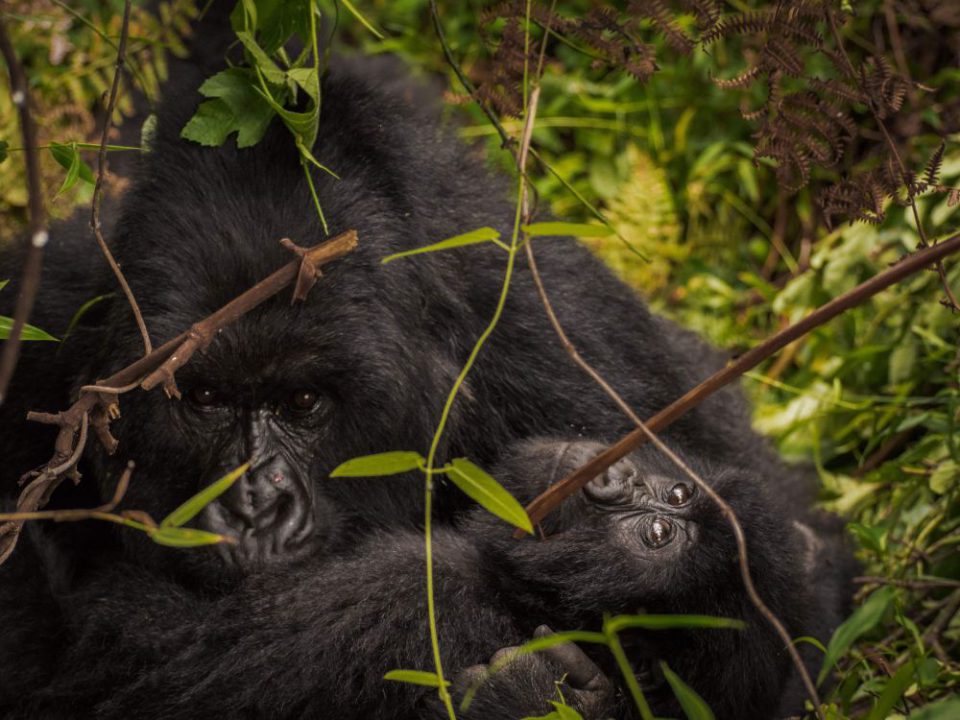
[0,316,58,341]
[287,68,319,104]
[330,451,424,478]
[160,463,249,529]
[181,99,236,147]
[0,140,8,163]
[522,222,613,238]
[383,670,449,688]
[197,69,277,148]
[661,662,715,720]
[447,458,533,534]
[606,614,744,633]
[382,228,502,264]
[236,31,287,85]
[818,586,894,686]
[148,526,234,547]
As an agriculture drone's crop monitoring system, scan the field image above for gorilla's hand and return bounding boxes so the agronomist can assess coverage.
[444,625,615,720]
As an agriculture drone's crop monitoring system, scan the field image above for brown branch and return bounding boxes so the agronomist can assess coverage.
[0,231,358,566]
[521,232,960,530]
[0,18,48,407]
[90,0,154,354]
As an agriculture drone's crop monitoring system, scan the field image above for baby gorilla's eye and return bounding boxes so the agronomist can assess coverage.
[646,517,674,548]
[188,386,220,408]
[287,390,319,414]
[667,483,693,506]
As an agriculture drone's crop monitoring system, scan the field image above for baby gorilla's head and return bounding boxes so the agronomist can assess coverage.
[477,439,809,630]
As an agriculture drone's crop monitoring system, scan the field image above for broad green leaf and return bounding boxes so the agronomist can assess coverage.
[606,614,745,633]
[0,139,8,163]
[340,0,385,39]
[148,526,234,547]
[0,316,58,341]
[255,85,319,150]
[287,68,320,103]
[196,69,277,148]
[382,228,502,264]
[910,696,960,720]
[865,660,916,720]
[447,458,533,534]
[181,99,236,147]
[818,587,894,686]
[661,662,715,720]
[383,670,449,688]
[522,222,613,238]
[250,0,311,52]
[235,31,287,85]
[160,463,249,528]
[330,451,424,477]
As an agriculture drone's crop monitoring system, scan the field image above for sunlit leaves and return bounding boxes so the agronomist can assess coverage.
[522,221,613,238]
[160,463,250,529]
[330,451,424,477]
[0,281,58,341]
[382,227,503,264]
[447,458,533,534]
[383,669,449,688]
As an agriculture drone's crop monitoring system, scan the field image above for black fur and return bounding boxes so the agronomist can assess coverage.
[0,43,854,719]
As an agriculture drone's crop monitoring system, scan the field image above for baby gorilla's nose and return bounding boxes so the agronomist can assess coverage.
[583,455,640,505]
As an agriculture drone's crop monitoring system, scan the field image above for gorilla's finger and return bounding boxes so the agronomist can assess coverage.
[533,624,605,690]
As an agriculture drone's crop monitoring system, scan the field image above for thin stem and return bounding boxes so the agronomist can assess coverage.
[606,629,655,720]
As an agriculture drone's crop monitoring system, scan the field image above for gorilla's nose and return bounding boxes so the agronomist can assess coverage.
[219,457,295,527]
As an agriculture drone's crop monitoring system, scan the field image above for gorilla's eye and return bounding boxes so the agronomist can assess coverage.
[667,483,693,506]
[646,517,674,548]
[188,386,220,408]
[287,390,319,414]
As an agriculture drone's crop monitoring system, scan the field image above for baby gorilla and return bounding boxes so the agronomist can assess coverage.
[8,440,850,719]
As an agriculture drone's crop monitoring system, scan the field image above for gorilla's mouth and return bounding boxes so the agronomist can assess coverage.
[201,480,317,567]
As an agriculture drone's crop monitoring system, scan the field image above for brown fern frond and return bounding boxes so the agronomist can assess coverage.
[924,142,946,189]
[628,0,696,55]
[713,65,762,90]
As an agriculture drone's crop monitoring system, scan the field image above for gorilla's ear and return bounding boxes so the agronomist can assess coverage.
[792,520,824,575]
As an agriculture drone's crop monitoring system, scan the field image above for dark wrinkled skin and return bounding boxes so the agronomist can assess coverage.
[0,9,856,719]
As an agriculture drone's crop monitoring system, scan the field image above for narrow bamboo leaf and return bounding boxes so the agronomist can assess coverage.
[50,142,95,186]
[447,458,533,534]
[161,463,250,528]
[865,660,916,720]
[0,280,8,291]
[62,293,114,342]
[382,228,502,264]
[149,526,234,547]
[383,669,449,688]
[606,614,745,633]
[818,586,894,686]
[661,662,715,720]
[522,222,613,238]
[330,451,424,477]
[0,316,58,341]
[792,635,827,653]
[340,0,385,39]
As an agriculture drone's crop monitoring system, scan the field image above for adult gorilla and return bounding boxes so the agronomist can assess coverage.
[0,20,852,720]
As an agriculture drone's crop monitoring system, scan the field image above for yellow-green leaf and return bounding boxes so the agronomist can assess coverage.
[330,451,424,478]
[148,526,233,547]
[522,222,613,238]
[160,463,249,528]
[661,662,715,720]
[606,614,745,633]
[383,669,449,688]
[382,228,502,264]
[0,316,58,341]
[446,458,533,534]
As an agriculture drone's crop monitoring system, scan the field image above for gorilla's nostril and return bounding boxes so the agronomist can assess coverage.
[270,471,284,485]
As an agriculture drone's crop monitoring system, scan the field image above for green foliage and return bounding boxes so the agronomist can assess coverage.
[160,463,250,529]
[382,227,504,264]
[661,662,715,720]
[446,458,533,534]
[818,587,895,686]
[384,669,450,688]
[523,702,584,720]
[49,142,96,195]
[330,451,424,477]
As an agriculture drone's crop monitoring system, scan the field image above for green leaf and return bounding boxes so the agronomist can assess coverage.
[792,635,827,654]
[255,84,319,150]
[383,670,449,688]
[446,458,533,534]
[0,280,8,291]
[865,660,916,720]
[818,587,894,686]
[250,0,311,52]
[330,451,424,477]
[160,463,250,528]
[235,31,287,85]
[382,227,502,264]
[661,662,715,720]
[181,99,236,147]
[522,703,584,720]
[522,222,613,238]
[910,696,960,720]
[148,526,234,548]
[49,142,95,195]
[0,139,8,163]
[0,316,58,341]
[606,614,745,633]
[62,293,114,343]
[340,0,385,39]
[196,69,277,148]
